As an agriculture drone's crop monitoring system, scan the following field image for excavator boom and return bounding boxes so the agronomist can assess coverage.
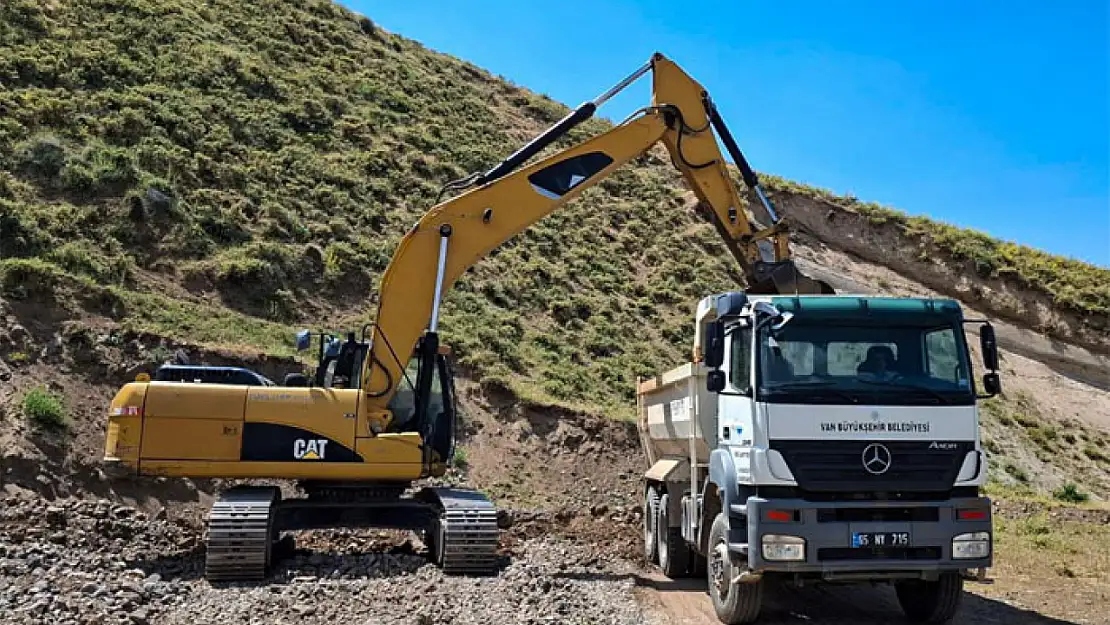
[361,52,834,406]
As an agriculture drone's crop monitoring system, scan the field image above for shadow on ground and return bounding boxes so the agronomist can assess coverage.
[554,571,1080,625]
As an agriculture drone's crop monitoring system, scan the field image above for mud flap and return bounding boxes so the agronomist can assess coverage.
[646,460,688,522]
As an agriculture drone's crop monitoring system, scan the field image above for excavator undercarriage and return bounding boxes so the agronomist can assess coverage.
[204,482,500,581]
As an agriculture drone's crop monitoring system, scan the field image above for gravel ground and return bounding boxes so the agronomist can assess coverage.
[0,495,652,625]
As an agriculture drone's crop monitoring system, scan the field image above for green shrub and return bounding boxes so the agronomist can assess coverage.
[1052,483,1089,504]
[452,447,469,468]
[21,387,68,430]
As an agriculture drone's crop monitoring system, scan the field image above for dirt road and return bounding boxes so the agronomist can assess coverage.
[633,571,1093,625]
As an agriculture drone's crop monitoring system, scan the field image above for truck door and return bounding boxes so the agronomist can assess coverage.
[720,324,756,483]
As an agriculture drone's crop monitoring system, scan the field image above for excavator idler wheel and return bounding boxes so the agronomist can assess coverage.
[203,486,281,582]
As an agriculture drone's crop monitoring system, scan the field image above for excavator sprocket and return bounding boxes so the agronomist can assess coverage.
[204,486,280,582]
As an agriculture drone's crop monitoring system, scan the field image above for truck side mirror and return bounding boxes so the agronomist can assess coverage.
[704,320,725,369]
[979,323,998,371]
[707,370,726,393]
[982,372,1001,396]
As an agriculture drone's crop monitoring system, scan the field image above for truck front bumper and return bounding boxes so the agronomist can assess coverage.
[727,495,993,579]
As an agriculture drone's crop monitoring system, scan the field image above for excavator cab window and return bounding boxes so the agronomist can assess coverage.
[330,333,365,388]
[430,353,458,464]
[387,357,421,430]
[308,332,369,389]
[385,346,457,461]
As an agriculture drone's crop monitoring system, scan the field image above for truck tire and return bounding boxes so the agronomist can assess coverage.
[656,493,690,577]
[644,486,660,564]
[707,511,762,624]
[895,573,964,623]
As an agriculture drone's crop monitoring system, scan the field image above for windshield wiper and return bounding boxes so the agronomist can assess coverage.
[764,381,861,403]
[855,379,951,404]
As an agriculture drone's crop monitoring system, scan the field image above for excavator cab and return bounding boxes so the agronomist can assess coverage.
[290,328,456,460]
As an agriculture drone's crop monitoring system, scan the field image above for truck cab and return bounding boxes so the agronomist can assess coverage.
[637,291,999,624]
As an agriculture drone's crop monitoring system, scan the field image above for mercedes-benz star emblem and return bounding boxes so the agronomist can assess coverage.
[861,443,893,475]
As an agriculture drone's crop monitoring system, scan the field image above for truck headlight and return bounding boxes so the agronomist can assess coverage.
[762,534,805,561]
[952,531,991,559]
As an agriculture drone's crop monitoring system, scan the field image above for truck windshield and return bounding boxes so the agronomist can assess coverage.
[756,321,974,406]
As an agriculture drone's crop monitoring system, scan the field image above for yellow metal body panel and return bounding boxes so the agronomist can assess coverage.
[243,387,360,450]
[140,418,241,461]
[143,382,247,420]
[104,415,141,462]
[354,433,423,465]
[105,382,147,462]
[103,380,429,479]
[139,459,425,480]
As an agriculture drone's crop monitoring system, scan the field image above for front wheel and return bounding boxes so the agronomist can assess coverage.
[895,573,964,623]
[707,511,762,624]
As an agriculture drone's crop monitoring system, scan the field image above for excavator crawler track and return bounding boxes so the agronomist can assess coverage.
[426,488,501,574]
[204,486,280,582]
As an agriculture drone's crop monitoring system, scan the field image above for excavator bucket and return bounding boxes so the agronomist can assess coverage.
[746,259,837,296]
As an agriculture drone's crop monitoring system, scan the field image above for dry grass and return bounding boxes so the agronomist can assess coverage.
[974,489,1110,621]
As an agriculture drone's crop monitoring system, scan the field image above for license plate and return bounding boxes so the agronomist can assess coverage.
[852,531,910,548]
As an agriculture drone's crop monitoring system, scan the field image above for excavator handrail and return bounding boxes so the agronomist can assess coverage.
[357,51,834,420]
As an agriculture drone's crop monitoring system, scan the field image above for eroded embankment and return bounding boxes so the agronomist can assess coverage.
[774,190,1108,353]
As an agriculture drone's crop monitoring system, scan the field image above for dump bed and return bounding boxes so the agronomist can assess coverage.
[635,362,717,472]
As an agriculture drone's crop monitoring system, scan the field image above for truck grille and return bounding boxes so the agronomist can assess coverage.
[770,440,974,493]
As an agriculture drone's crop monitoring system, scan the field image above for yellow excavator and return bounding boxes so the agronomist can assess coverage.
[102,52,834,581]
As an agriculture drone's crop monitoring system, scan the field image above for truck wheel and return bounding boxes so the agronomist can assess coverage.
[644,486,660,564]
[895,573,964,623]
[707,511,762,624]
[656,493,690,577]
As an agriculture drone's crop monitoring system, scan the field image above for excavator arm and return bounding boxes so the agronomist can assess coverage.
[360,52,834,418]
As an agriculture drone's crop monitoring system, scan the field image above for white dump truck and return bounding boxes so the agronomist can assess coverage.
[636,291,999,624]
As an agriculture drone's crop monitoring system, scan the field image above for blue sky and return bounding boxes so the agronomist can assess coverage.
[347,1,1109,266]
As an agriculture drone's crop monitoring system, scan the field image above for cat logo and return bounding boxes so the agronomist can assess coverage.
[293,439,329,460]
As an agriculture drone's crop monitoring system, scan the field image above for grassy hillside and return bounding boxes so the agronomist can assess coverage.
[1,0,1106,419]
